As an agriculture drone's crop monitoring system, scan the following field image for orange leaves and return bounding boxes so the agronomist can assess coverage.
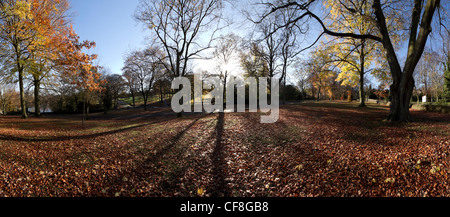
[55,25,104,92]
[1,101,450,196]
[0,0,102,92]
[27,0,70,52]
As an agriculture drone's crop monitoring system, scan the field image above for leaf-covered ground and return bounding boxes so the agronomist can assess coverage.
[0,101,449,197]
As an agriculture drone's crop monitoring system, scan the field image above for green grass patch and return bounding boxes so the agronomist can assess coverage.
[119,95,161,106]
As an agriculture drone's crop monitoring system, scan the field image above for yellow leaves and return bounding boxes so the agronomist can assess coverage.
[0,0,75,78]
[294,164,304,171]
[11,0,32,20]
[323,0,340,17]
[0,1,33,39]
[147,23,157,30]
[430,164,441,175]
[0,0,104,94]
[336,66,359,88]
[197,187,205,196]
[324,0,376,33]
[384,177,396,184]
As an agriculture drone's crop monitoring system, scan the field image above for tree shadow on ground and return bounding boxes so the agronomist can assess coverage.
[0,118,171,142]
[106,115,205,196]
[209,112,230,197]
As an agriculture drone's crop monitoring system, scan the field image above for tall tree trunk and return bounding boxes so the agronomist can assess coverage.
[34,78,41,117]
[223,72,228,105]
[317,86,321,101]
[82,95,86,128]
[2,101,6,115]
[18,68,27,119]
[444,61,450,102]
[435,89,439,102]
[347,89,352,102]
[387,69,416,122]
[359,72,366,107]
[159,83,164,103]
[143,94,148,111]
[280,61,288,105]
[375,0,438,122]
[415,86,420,103]
[87,103,90,120]
[114,92,118,109]
[283,76,287,105]
[373,0,408,122]
[359,41,366,107]
[42,100,48,115]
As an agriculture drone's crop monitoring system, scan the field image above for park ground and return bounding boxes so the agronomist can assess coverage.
[0,101,449,197]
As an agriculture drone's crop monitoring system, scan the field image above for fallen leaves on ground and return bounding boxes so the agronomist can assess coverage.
[0,101,449,197]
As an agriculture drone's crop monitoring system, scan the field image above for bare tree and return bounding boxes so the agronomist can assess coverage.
[122,68,139,107]
[260,20,281,82]
[240,42,269,78]
[278,7,304,104]
[212,33,240,97]
[101,69,125,113]
[258,0,442,122]
[135,0,226,80]
[442,31,450,102]
[122,46,162,111]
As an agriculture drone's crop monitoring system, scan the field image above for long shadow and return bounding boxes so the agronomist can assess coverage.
[109,116,204,195]
[149,116,202,163]
[91,110,177,121]
[0,118,171,142]
[145,116,204,193]
[210,112,230,197]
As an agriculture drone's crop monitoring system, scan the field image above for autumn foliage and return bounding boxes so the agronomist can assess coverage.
[0,0,101,118]
[56,26,102,92]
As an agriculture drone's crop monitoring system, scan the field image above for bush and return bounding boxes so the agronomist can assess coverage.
[281,85,302,101]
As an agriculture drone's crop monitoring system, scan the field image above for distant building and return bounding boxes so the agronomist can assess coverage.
[28,107,53,114]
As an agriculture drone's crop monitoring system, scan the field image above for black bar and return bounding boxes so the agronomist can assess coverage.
[1,197,448,216]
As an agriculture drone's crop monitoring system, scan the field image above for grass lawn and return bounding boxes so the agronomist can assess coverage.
[119,95,163,107]
[0,101,449,197]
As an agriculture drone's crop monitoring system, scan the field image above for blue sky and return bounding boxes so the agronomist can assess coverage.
[69,0,249,76]
[66,0,378,87]
[67,0,437,88]
[70,0,147,75]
